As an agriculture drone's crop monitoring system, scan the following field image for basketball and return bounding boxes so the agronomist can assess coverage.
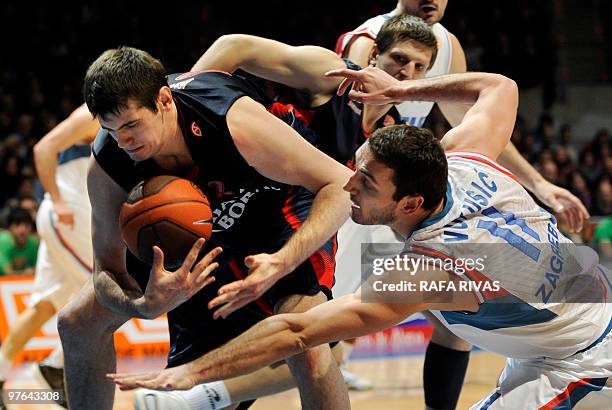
[119,175,213,269]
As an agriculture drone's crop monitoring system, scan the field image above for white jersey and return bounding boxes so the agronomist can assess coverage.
[55,144,91,205]
[405,153,612,360]
[337,11,453,126]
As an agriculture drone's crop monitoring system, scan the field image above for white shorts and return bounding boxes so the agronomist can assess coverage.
[471,324,612,410]
[30,197,93,311]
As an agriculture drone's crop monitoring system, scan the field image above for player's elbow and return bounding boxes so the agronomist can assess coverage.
[215,34,252,56]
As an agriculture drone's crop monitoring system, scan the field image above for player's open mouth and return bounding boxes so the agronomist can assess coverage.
[421,4,437,14]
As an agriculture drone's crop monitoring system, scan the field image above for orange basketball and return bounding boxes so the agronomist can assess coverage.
[119,176,213,269]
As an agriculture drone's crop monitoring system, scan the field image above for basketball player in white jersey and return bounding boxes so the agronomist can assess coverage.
[335,5,589,407]
[111,68,612,410]
[0,105,98,409]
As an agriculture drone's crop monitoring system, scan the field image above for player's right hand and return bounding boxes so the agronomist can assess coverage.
[53,200,75,229]
[137,238,222,319]
[325,66,405,105]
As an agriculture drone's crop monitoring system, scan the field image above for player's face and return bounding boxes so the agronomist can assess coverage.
[374,39,433,81]
[344,144,400,226]
[399,0,448,25]
[98,100,165,162]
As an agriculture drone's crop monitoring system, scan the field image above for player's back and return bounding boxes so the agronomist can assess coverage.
[407,152,612,359]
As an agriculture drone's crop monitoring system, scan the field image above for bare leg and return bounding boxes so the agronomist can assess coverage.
[58,280,130,410]
[275,292,350,410]
[0,300,56,361]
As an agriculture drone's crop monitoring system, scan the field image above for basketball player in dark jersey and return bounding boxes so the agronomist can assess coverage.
[57,46,352,410]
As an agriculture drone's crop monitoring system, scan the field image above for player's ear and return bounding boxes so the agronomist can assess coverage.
[398,195,424,216]
[369,44,379,66]
[157,86,173,112]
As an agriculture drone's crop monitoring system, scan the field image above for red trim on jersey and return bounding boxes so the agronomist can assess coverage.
[51,223,93,273]
[281,189,336,290]
[409,244,510,302]
[174,70,231,81]
[539,378,594,410]
[335,29,376,56]
[598,277,608,302]
[227,259,274,316]
[446,152,521,184]
[267,101,313,126]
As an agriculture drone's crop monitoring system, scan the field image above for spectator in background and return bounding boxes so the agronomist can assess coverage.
[553,145,574,187]
[0,208,38,276]
[593,216,612,259]
[558,124,578,163]
[540,159,559,185]
[579,149,602,190]
[0,150,25,205]
[594,177,612,216]
[568,171,593,213]
[18,195,39,228]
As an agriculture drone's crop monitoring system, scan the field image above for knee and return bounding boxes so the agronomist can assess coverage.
[57,302,90,341]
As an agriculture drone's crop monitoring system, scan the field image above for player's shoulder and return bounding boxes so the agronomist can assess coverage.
[92,128,115,158]
[167,70,234,90]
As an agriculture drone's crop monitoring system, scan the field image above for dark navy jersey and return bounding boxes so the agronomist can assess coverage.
[282,60,401,167]
[93,70,318,257]
[93,71,335,366]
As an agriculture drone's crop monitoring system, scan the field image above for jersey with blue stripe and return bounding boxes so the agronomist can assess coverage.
[55,144,91,204]
[337,12,453,127]
[405,153,612,359]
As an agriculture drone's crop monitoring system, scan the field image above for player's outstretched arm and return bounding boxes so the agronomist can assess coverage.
[108,292,424,391]
[33,104,99,228]
[192,34,345,98]
[207,96,353,318]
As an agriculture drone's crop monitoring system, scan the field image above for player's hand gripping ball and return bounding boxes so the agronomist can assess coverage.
[119,176,213,269]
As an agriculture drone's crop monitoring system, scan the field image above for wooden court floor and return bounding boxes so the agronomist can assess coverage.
[4,351,506,409]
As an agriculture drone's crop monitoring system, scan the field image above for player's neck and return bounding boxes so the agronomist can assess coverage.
[391,197,446,239]
[153,104,193,172]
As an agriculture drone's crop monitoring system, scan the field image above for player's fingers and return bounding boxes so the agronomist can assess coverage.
[193,263,218,288]
[193,247,222,273]
[567,193,590,220]
[213,295,253,319]
[182,238,206,272]
[347,90,367,103]
[337,78,355,96]
[218,279,250,295]
[325,68,361,79]
[151,246,165,274]
[208,288,241,309]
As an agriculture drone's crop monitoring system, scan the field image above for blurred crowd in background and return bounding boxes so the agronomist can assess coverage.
[0,0,610,274]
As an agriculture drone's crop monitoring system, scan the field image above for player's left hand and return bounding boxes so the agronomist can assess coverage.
[107,364,197,391]
[532,180,590,232]
[208,253,286,319]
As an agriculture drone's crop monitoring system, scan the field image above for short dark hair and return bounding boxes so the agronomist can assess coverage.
[368,125,447,210]
[7,207,33,228]
[84,46,167,118]
[376,15,438,69]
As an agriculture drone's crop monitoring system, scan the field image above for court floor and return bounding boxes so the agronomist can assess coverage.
[4,351,506,409]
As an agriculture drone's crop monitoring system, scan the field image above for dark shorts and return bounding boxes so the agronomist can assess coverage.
[126,186,336,367]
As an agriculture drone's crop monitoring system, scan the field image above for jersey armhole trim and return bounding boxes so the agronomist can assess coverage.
[446,151,520,184]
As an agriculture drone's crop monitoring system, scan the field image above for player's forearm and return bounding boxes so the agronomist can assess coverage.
[397,72,516,105]
[33,142,62,203]
[187,315,308,383]
[93,269,147,318]
[192,34,254,73]
[497,142,544,191]
[275,183,350,275]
